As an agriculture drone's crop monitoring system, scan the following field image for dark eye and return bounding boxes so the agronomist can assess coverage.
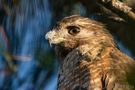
[67,26,80,35]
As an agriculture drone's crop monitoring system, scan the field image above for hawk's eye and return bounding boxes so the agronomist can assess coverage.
[67,26,80,35]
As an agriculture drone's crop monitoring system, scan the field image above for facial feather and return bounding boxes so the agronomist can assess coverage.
[45,15,115,60]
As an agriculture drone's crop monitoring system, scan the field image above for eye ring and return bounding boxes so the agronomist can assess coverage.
[67,26,80,35]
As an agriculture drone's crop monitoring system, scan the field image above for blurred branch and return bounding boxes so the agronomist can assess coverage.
[0,26,9,48]
[0,26,16,72]
[12,55,32,61]
[97,0,135,23]
[0,26,32,74]
[3,51,16,72]
[3,3,12,16]
[1,0,12,16]
[1,0,20,16]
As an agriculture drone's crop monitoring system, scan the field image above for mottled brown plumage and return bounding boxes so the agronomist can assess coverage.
[45,15,135,90]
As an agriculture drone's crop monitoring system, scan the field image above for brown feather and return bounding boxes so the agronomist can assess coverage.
[45,15,135,90]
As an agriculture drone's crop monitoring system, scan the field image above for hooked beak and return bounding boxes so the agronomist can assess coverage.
[45,30,65,46]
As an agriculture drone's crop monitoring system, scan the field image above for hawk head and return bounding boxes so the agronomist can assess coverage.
[45,15,115,61]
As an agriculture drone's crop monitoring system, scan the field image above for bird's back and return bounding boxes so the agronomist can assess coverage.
[57,45,135,90]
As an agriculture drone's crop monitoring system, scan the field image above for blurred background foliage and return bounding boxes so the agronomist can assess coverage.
[0,0,135,90]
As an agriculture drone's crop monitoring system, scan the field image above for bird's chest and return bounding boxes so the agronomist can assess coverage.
[57,57,103,90]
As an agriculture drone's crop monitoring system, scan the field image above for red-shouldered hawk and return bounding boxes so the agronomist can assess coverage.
[45,15,135,90]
